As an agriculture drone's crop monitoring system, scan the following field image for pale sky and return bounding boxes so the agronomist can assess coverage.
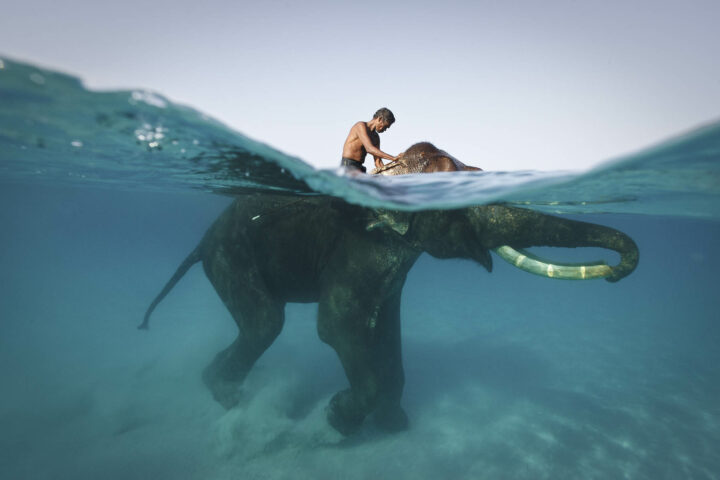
[1,0,718,171]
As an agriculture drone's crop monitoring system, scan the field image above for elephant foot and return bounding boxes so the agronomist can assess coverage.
[373,403,409,433]
[202,363,245,410]
[326,390,366,436]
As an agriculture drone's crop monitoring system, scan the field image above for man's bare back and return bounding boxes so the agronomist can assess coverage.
[341,108,399,172]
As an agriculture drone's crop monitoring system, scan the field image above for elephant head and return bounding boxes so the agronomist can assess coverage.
[372,204,638,283]
[140,194,639,436]
[372,142,482,174]
[371,142,635,282]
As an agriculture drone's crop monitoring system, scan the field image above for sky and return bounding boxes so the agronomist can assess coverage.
[1,0,718,171]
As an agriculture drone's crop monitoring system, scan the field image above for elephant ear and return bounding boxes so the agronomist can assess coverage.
[366,209,411,235]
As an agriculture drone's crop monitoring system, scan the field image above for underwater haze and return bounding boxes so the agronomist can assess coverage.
[1,58,720,479]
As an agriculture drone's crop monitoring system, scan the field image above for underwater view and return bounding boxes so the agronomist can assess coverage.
[1,58,719,479]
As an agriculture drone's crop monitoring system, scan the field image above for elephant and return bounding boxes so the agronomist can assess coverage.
[373,142,482,174]
[140,193,639,435]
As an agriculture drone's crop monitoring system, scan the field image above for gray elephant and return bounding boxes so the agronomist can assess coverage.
[140,194,638,435]
[373,142,482,174]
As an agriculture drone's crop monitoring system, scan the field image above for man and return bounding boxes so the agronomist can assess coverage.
[341,108,401,173]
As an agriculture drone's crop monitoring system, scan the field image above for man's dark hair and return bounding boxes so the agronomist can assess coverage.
[373,107,395,124]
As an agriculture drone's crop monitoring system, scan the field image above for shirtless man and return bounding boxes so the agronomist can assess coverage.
[341,108,400,173]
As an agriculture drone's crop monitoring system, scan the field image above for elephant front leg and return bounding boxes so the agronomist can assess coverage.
[369,293,409,433]
[318,290,408,435]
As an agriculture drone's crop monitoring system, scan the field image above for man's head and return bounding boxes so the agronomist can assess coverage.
[373,107,395,132]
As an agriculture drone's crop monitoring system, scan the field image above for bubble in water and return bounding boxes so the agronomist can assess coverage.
[130,90,167,108]
[71,140,83,148]
[134,125,167,149]
[29,73,46,85]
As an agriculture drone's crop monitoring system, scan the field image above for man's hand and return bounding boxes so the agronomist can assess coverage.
[379,152,403,167]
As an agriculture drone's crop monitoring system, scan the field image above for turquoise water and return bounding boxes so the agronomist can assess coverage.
[1,57,719,479]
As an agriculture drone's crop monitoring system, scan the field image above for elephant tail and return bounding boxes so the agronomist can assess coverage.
[138,246,203,330]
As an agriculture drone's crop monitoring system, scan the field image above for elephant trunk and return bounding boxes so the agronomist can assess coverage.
[478,205,639,282]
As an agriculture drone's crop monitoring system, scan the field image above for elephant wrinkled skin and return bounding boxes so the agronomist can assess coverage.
[140,194,639,435]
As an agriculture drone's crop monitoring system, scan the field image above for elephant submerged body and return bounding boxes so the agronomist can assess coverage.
[141,194,639,435]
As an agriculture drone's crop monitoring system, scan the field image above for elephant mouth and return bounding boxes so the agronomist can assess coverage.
[493,245,613,280]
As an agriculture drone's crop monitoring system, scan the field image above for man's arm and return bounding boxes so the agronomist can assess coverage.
[373,137,383,169]
[354,123,397,162]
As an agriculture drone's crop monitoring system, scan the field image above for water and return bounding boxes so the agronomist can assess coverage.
[1,57,719,479]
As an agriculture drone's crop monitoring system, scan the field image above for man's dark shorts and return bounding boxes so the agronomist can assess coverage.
[341,157,367,173]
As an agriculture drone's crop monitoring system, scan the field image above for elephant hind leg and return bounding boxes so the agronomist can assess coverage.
[202,299,285,409]
[202,257,285,409]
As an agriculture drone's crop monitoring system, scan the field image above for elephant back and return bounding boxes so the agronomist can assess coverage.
[373,142,480,175]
